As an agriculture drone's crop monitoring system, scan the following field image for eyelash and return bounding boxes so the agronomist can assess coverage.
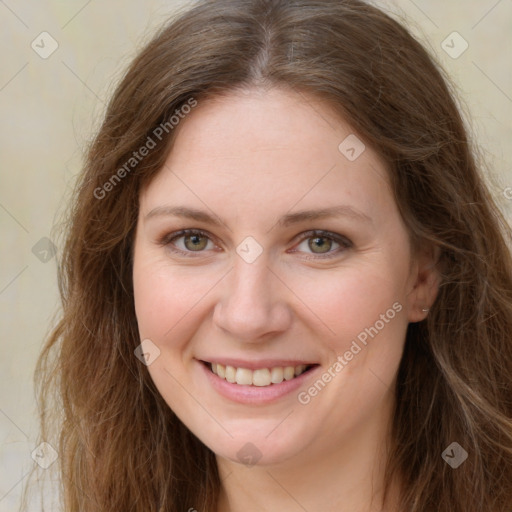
[158,228,352,259]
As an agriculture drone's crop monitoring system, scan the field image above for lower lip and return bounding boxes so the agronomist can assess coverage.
[198,361,319,405]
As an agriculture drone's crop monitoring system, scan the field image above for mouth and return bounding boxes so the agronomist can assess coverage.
[201,360,319,387]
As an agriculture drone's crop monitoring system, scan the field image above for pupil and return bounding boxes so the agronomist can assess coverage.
[185,234,207,251]
[309,237,331,253]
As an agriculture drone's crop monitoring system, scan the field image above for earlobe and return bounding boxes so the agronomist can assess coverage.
[407,246,441,323]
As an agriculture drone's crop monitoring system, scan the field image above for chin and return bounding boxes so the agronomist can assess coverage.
[196,417,317,468]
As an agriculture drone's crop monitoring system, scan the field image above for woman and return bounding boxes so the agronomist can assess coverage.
[31,0,512,510]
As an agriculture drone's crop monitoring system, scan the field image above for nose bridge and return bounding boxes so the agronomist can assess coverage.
[232,257,271,307]
[213,255,291,339]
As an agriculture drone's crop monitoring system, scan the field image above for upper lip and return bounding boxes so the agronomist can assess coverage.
[198,358,318,370]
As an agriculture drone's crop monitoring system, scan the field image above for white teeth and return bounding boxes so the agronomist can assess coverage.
[209,362,311,386]
[216,363,225,379]
[252,368,271,387]
[225,365,236,383]
[235,367,253,385]
[270,367,284,384]
[283,366,295,381]
[294,365,306,376]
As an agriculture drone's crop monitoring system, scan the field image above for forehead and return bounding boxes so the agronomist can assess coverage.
[140,87,394,225]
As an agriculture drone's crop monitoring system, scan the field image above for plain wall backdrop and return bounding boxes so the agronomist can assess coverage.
[1,0,511,510]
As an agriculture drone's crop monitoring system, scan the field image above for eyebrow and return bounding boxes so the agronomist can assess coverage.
[144,205,372,226]
[279,206,372,227]
[145,206,224,225]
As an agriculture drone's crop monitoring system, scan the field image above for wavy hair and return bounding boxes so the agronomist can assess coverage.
[27,0,512,510]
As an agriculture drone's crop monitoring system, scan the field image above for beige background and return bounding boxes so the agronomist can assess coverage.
[1,1,511,510]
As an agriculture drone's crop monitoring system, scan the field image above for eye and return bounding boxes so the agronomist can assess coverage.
[292,230,352,257]
[160,229,217,254]
[158,228,351,258]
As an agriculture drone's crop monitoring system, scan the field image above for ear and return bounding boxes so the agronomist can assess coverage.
[406,244,441,323]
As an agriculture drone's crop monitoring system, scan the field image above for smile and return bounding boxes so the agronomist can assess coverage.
[203,361,317,386]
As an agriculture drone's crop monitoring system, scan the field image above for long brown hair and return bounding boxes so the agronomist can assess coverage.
[27,0,512,510]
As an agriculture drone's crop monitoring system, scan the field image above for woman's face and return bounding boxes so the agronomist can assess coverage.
[133,87,435,466]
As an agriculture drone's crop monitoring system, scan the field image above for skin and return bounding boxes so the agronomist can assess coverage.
[132,86,439,511]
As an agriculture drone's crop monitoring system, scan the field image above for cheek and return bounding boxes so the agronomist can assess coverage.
[286,261,408,348]
[132,254,214,413]
[289,265,409,426]
[133,251,218,342]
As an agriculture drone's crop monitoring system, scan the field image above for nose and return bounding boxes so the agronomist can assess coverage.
[212,256,293,342]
